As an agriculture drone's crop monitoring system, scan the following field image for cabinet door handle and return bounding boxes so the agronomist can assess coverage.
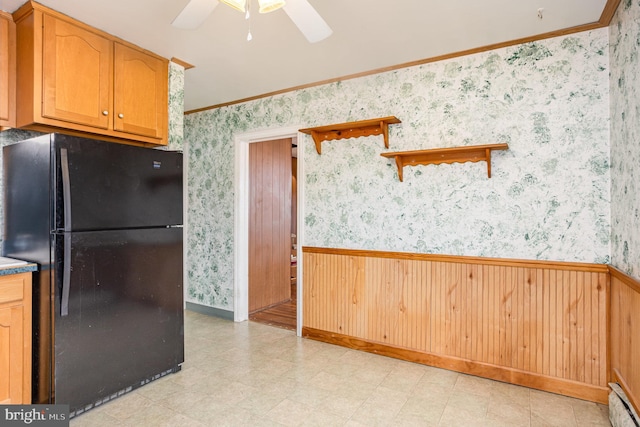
[118,113,124,119]
[102,110,109,116]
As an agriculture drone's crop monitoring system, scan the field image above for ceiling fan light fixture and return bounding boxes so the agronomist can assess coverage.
[258,0,286,13]
[219,0,246,13]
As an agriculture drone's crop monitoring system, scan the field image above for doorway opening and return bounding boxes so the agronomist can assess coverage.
[233,126,303,335]
[247,137,297,331]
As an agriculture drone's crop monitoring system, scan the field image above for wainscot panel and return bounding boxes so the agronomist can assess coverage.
[609,266,640,414]
[302,247,610,404]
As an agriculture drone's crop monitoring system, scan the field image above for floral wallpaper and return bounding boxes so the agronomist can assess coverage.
[167,61,185,151]
[184,29,611,310]
[610,0,640,280]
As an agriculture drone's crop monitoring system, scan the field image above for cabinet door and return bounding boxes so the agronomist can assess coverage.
[0,278,26,404]
[0,13,16,127]
[42,14,112,129]
[113,43,167,140]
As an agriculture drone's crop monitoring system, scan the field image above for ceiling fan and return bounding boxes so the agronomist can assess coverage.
[171,0,333,43]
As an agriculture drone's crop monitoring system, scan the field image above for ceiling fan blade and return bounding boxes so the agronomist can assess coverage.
[283,0,332,43]
[172,0,220,29]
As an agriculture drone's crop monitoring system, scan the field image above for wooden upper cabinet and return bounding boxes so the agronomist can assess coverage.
[114,43,167,140]
[0,11,16,129]
[13,1,168,146]
[42,14,112,129]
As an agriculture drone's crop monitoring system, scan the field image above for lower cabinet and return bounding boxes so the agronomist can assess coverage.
[0,272,32,404]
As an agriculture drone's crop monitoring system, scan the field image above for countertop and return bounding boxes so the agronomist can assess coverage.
[0,257,38,276]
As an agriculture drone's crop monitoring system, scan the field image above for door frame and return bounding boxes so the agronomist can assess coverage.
[233,126,304,336]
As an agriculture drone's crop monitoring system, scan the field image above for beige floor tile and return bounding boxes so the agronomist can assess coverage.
[411,377,456,400]
[211,405,268,426]
[419,365,460,389]
[133,375,184,402]
[454,374,496,396]
[308,370,346,391]
[530,390,578,427]
[70,409,124,427]
[348,363,396,388]
[66,311,614,427]
[206,380,258,405]
[438,405,490,427]
[281,362,326,383]
[286,382,334,408]
[334,379,381,401]
[228,413,283,427]
[257,376,300,395]
[571,400,611,426]
[490,381,531,404]
[320,359,363,378]
[265,398,315,426]
[344,420,372,427]
[314,392,367,419]
[397,394,449,423]
[183,397,234,425]
[338,348,380,365]
[233,389,288,416]
[119,403,179,427]
[380,362,427,392]
[391,412,440,427]
[531,411,577,427]
[305,343,351,364]
[97,392,154,421]
[350,386,410,425]
[168,365,212,387]
[300,409,350,426]
[486,398,531,426]
[445,389,491,416]
[154,390,208,414]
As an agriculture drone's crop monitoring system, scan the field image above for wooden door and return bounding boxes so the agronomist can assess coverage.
[42,14,112,129]
[249,138,292,313]
[0,13,15,127]
[113,42,167,140]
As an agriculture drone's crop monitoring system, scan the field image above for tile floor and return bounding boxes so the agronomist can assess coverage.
[70,310,611,426]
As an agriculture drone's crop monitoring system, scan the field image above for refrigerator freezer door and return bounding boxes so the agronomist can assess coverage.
[52,134,182,231]
[51,227,184,412]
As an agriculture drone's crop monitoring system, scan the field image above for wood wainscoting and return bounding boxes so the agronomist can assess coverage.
[609,266,640,413]
[302,247,610,403]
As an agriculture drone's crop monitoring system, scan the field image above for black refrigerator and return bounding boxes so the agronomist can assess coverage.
[2,133,184,416]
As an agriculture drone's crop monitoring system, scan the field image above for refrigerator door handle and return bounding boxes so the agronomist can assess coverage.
[61,148,72,232]
[60,148,72,316]
[61,234,71,316]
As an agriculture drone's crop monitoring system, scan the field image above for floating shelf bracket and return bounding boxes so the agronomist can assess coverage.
[380,143,509,182]
[299,116,401,154]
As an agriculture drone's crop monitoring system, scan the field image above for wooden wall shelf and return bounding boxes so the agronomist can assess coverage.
[380,143,509,182]
[299,116,401,154]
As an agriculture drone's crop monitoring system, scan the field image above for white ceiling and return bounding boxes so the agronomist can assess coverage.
[1,0,610,112]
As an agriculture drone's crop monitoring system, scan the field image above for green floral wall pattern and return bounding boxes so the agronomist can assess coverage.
[168,61,185,151]
[184,28,611,310]
[610,0,640,280]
